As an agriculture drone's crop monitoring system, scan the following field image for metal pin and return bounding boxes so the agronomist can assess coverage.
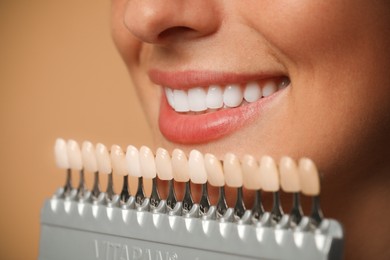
[76,169,87,198]
[166,179,177,210]
[216,186,228,217]
[271,191,284,222]
[135,177,145,206]
[252,190,265,219]
[310,195,324,227]
[199,183,211,214]
[234,187,246,218]
[120,175,130,203]
[182,181,194,213]
[105,173,115,201]
[91,171,100,199]
[150,177,161,208]
[63,168,72,196]
[290,192,304,225]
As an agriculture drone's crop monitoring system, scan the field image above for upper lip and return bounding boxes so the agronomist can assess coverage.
[148,69,286,89]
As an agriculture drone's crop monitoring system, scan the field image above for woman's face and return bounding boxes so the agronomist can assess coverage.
[111,0,390,177]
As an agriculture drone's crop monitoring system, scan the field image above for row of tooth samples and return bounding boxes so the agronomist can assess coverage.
[55,138,323,226]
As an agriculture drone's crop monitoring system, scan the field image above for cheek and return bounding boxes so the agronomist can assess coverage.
[251,1,360,67]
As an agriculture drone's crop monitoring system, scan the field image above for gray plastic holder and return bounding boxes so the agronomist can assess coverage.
[39,192,344,260]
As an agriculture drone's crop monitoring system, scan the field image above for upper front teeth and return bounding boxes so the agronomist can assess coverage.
[165,79,289,113]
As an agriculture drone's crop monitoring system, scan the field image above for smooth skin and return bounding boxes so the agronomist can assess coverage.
[111,1,390,259]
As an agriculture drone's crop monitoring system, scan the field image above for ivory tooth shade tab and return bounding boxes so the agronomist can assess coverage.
[242,154,261,190]
[81,141,98,173]
[139,146,157,179]
[188,150,207,184]
[54,138,69,169]
[298,158,320,196]
[172,149,190,182]
[82,141,100,198]
[66,139,83,170]
[280,156,303,224]
[279,156,300,193]
[155,148,173,180]
[126,145,142,177]
[95,143,112,174]
[111,145,130,202]
[259,156,280,192]
[110,145,128,176]
[204,153,225,187]
[223,153,243,187]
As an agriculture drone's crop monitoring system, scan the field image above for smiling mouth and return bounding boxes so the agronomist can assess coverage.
[150,70,291,144]
[163,77,290,114]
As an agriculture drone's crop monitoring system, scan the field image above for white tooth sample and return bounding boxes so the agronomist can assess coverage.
[165,87,175,108]
[81,141,98,172]
[262,81,277,97]
[171,149,190,182]
[279,156,300,193]
[242,154,261,190]
[188,150,207,184]
[223,153,243,187]
[244,81,262,103]
[66,139,83,170]
[259,156,279,192]
[173,89,189,112]
[95,143,112,174]
[223,84,243,108]
[139,146,156,179]
[110,145,128,176]
[54,138,69,169]
[155,148,173,180]
[188,87,207,112]
[126,145,142,177]
[298,157,320,196]
[204,153,224,187]
[206,85,223,109]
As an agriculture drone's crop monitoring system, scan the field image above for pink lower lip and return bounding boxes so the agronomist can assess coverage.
[158,93,279,144]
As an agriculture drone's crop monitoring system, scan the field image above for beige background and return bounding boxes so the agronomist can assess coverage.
[0,0,153,259]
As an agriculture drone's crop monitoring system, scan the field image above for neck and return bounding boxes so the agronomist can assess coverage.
[322,162,390,259]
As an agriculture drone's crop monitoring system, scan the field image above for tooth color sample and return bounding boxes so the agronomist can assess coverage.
[54,138,69,169]
[81,141,98,173]
[172,149,190,182]
[279,156,300,193]
[204,153,224,187]
[67,139,83,170]
[95,143,112,174]
[223,153,243,187]
[139,146,157,179]
[155,148,173,180]
[188,150,207,184]
[110,145,128,176]
[299,158,320,196]
[242,154,261,190]
[126,145,142,177]
[259,156,279,192]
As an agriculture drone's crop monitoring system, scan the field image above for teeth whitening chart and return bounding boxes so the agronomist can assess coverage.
[39,139,344,260]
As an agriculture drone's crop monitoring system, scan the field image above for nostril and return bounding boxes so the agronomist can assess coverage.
[158,26,198,41]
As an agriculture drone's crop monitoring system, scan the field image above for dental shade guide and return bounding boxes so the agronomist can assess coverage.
[41,139,344,260]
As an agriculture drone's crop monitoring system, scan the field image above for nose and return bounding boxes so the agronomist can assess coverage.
[124,0,221,44]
